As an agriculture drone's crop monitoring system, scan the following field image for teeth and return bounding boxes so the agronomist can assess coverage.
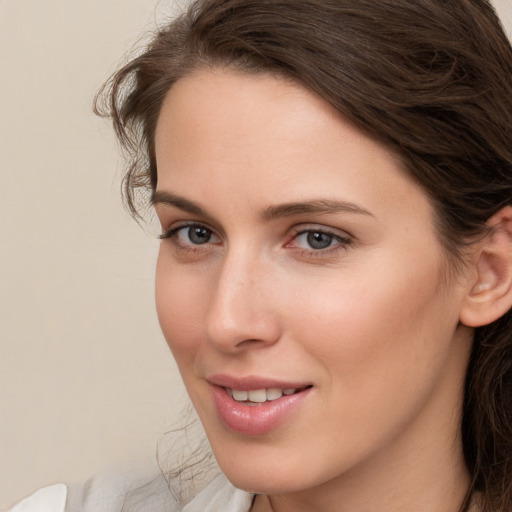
[247,389,267,403]
[232,390,248,401]
[228,387,297,403]
[266,388,283,400]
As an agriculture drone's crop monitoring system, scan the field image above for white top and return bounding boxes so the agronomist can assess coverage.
[7,474,254,512]
[7,484,67,512]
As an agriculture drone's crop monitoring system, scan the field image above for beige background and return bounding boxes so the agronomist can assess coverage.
[0,1,187,509]
[1,0,511,510]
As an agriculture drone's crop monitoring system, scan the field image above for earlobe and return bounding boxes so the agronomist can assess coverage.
[460,205,512,328]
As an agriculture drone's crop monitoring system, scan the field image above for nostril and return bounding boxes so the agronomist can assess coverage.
[236,338,266,348]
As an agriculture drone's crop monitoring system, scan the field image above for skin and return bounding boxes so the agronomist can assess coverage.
[153,68,476,512]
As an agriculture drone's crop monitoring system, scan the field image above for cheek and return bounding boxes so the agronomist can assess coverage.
[284,249,458,397]
[155,250,208,366]
[270,253,464,471]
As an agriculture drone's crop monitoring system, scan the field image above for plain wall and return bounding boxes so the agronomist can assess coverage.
[1,0,511,510]
[0,1,188,509]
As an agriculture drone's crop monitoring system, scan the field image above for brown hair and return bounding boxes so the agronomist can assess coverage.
[96,1,512,510]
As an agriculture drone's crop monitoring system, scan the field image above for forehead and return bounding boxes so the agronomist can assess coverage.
[155,68,343,163]
[154,68,431,225]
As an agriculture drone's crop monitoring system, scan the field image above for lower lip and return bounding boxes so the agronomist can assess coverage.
[210,385,311,436]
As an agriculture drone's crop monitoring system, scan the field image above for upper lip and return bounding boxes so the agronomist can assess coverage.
[206,374,312,391]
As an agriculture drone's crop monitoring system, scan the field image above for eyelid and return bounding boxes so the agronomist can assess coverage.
[285,224,353,255]
[158,221,221,242]
[287,223,353,242]
[158,220,352,258]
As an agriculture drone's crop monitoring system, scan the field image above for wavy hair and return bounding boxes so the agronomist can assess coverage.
[95,1,512,510]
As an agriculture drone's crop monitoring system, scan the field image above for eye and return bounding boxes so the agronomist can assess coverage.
[298,231,336,250]
[181,225,214,245]
[159,223,220,246]
[287,226,352,254]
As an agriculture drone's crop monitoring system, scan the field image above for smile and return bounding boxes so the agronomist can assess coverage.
[207,376,313,435]
[226,387,309,404]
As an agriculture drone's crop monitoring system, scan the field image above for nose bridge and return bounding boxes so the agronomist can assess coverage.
[205,244,279,351]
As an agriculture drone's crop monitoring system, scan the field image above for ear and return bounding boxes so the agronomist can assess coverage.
[459,205,512,328]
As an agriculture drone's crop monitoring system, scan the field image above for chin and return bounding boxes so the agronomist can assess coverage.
[210,442,333,495]
[222,467,310,495]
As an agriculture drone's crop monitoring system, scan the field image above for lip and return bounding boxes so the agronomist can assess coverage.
[207,374,313,436]
[207,374,311,391]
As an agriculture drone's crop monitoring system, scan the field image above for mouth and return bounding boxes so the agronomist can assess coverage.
[206,375,313,435]
[225,386,312,406]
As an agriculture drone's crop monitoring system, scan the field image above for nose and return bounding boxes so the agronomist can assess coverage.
[205,249,281,353]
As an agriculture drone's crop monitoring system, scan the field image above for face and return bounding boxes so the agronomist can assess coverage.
[153,69,473,497]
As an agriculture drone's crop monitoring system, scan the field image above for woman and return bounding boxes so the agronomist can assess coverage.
[10,0,512,511]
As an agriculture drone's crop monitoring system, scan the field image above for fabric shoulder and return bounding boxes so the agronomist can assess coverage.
[182,474,254,512]
[4,470,250,512]
[6,483,67,512]
[65,466,180,512]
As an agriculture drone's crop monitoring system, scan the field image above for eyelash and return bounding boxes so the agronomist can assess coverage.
[159,222,220,248]
[286,227,352,257]
[159,222,352,257]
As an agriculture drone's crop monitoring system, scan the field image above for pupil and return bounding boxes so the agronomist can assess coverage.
[189,226,211,244]
[307,231,332,250]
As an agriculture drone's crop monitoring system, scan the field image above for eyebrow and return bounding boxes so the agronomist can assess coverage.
[152,190,209,217]
[261,199,373,221]
[152,190,373,220]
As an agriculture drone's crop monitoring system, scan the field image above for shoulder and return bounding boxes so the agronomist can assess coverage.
[6,484,67,512]
[6,466,180,512]
[6,471,253,512]
[67,467,179,512]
